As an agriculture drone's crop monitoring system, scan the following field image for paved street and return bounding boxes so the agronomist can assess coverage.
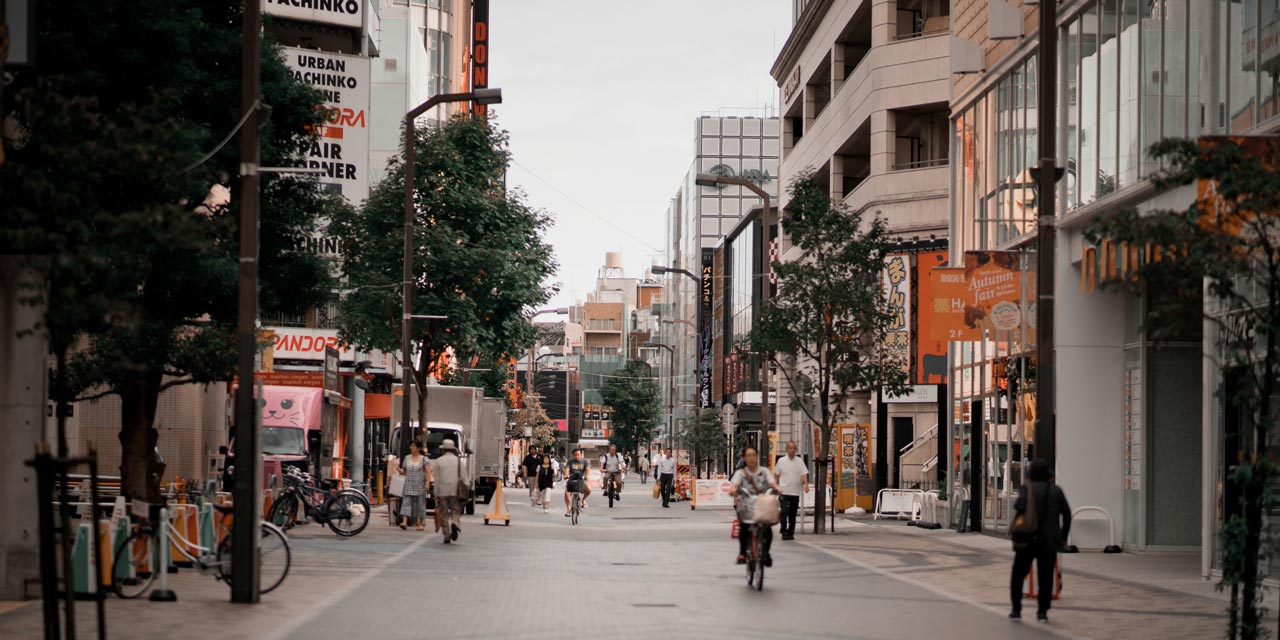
[0,477,1230,639]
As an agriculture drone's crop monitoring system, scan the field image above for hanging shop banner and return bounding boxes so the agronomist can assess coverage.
[962,251,1023,334]
[700,248,715,407]
[928,267,977,341]
[282,47,371,205]
[470,0,489,115]
[882,254,911,369]
[915,250,949,383]
[265,0,363,29]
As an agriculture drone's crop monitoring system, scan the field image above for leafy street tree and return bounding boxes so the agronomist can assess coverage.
[514,393,558,453]
[0,0,342,501]
[750,172,909,533]
[679,408,726,479]
[1087,138,1280,640]
[331,115,557,436]
[601,360,662,457]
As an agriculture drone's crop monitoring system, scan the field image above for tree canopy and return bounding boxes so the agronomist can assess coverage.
[601,360,662,457]
[332,115,557,432]
[750,172,909,532]
[679,408,726,478]
[0,0,343,500]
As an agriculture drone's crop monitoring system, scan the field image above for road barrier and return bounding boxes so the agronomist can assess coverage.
[1063,506,1122,553]
[908,491,943,529]
[690,479,735,510]
[873,488,924,520]
[1023,555,1062,600]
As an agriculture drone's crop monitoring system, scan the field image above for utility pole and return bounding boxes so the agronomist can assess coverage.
[231,0,263,604]
[1034,0,1058,469]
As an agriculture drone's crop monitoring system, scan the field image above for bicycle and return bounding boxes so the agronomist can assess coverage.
[566,473,584,525]
[269,467,371,537]
[606,472,622,508]
[112,502,291,599]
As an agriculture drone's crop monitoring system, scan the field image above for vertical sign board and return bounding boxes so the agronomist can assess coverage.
[470,0,489,116]
[835,424,873,511]
[320,347,340,479]
[282,47,371,205]
[915,250,950,383]
[882,254,911,371]
[700,248,714,407]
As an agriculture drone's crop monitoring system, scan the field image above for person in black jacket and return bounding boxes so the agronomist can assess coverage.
[1010,459,1072,623]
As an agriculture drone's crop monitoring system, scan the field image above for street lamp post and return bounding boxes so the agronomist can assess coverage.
[644,342,676,448]
[651,264,702,449]
[694,173,773,460]
[399,88,502,461]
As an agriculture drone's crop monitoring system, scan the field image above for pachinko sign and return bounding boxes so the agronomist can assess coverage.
[265,0,363,29]
[962,251,1023,333]
[283,47,371,205]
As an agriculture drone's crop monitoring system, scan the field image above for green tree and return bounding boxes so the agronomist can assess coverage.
[601,360,662,457]
[679,408,726,479]
[1088,138,1280,640]
[749,172,909,533]
[1,0,341,501]
[331,115,557,438]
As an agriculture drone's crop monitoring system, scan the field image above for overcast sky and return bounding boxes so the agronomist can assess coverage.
[490,1,791,310]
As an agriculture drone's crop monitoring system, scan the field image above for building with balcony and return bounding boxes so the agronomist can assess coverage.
[769,0,952,493]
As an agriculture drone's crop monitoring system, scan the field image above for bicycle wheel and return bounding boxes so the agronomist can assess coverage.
[608,483,615,509]
[325,490,371,537]
[752,527,765,591]
[268,492,299,530]
[571,493,580,525]
[112,528,157,599]
[216,522,292,594]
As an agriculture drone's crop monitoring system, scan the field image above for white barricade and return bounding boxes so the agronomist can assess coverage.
[909,490,943,529]
[799,485,834,514]
[874,488,924,520]
[691,479,736,509]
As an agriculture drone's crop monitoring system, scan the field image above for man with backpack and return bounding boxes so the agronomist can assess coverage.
[1008,459,1072,624]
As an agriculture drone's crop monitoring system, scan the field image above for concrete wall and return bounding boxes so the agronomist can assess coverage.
[0,259,46,598]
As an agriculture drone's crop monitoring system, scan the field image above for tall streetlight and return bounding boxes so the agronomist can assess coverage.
[399,88,502,461]
[694,173,773,460]
[651,264,702,445]
[643,342,676,446]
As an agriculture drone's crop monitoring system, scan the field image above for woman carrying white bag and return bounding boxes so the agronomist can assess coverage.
[731,447,780,567]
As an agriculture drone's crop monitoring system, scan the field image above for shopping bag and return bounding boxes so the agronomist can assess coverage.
[652,483,661,499]
[731,518,741,539]
[388,474,406,497]
[752,494,780,525]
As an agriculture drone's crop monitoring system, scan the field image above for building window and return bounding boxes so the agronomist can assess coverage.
[588,318,618,331]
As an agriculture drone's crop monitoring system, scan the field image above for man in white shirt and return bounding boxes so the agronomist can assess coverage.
[773,441,809,540]
[656,448,678,508]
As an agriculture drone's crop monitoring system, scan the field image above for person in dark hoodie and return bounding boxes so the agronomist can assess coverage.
[1009,459,1072,624]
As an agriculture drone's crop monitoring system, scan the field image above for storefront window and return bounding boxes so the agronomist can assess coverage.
[1229,0,1257,132]
[1078,4,1100,206]
[1118,0,1140,188]
[1066,19,1081,210]
[1261,1,1280,124]
[1139,0,1161,177]
[1099,0,1120,197]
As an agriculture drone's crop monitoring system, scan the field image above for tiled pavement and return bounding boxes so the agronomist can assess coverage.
[0,475,1230,639]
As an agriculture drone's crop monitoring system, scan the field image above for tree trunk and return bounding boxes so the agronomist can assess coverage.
[118,370,164,502]
[813,457,828,534]
[1242,473,1262,639]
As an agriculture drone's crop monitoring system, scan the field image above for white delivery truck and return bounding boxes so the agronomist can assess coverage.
[475,397,507,504]
[391,384,483,513]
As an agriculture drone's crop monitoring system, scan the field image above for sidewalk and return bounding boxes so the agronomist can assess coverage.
[799,516,1230,639]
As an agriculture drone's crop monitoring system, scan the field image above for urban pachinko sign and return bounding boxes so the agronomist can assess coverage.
[962,251,1023,334]
[882,254,911,368]
[265,0,363,29]
[283,47,370,205]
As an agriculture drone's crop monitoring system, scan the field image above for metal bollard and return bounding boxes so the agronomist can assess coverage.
[148,508,177,602]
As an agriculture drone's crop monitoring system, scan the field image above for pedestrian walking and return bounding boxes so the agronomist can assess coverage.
[551,455,561,478]
[537,456,556,513]
[656,447,677,508]
[522,445,544,507]
[1009,459,1072,623]
[639,454,651,485]
[398,440,430,531]
[430,439,468,544]
[774,441,809,540]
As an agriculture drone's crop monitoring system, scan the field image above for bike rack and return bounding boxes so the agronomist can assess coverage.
[1063,505,1122,553]
[908,490,944,530]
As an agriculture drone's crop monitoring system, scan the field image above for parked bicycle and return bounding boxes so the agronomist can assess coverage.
[112,502,291,599]
[269,467,371,536]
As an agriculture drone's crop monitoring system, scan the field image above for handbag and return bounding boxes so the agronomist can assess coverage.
[388,474,406,498]
[653,483,661,499]
[455,458,471,501]
[1008,483,1039,545]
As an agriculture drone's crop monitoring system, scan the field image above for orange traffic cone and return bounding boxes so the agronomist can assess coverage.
[483,484,510,526]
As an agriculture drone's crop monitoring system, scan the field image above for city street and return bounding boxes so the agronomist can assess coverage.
[0,476,1229,639]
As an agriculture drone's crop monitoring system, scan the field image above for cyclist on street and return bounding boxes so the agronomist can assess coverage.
[731,447,779,567]
[563,448,591,516]
[601,444,626,502]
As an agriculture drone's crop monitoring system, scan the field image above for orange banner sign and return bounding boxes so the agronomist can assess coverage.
[963,251,1023,334]
[915,251,949,383]
[929,267,979,341]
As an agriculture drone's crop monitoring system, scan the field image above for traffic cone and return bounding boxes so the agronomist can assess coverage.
[71,522,95,597]
[483,483,510,526]
[198,504,215,553]
[113,517,134,583]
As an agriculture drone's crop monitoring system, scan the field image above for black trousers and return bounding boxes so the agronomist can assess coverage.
[779,495,800,536]
[738,522,773,559]
[1010,545,1057,614]
[659,473,674,506]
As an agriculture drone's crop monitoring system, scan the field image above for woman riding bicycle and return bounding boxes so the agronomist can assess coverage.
[731,447,779,567]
